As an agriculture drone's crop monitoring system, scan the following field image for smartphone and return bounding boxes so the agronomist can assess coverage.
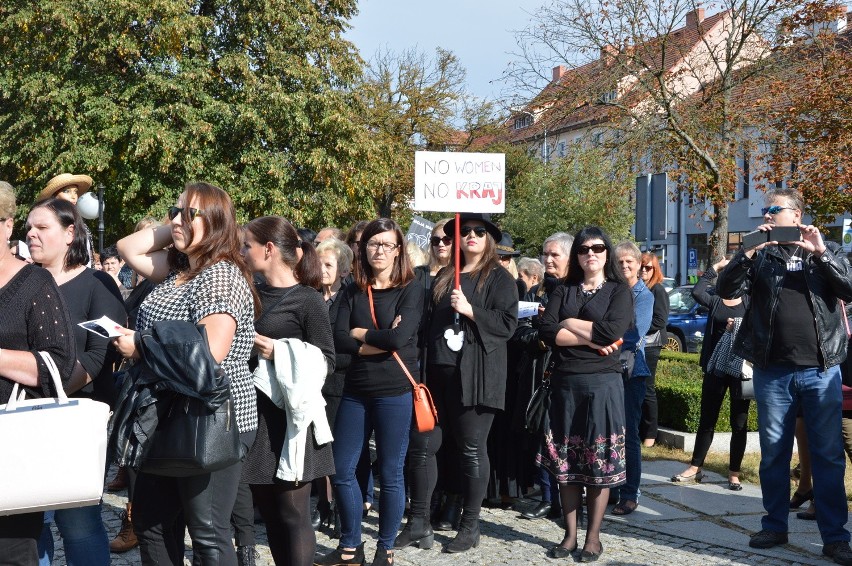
[768,225,802,243]
[742,230,768,250]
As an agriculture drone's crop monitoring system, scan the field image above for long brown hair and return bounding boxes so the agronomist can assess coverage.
[640,252,664,288]
[353,218,414,291]
[167,182,259,314]
[432,230,501,302]
[245,216,322,289]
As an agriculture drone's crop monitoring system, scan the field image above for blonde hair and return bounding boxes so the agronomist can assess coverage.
[0,181,16,218]
[406,241,428,267]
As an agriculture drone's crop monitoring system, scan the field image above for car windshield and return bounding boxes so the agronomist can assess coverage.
[668,287,697,314]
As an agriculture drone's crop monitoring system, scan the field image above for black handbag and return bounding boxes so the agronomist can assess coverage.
[142,393,242,477]
[525,378,551,434]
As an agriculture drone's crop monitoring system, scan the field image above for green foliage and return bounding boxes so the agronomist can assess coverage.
[498,145,634,256]
[655,356,758,433]
[0,0,371,240]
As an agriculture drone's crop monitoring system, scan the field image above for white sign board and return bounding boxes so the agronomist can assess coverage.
[414,151,506,213]
[843,218,852,253]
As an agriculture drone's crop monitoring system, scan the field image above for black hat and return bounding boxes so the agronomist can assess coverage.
[444,213,502,243]
[496,231,520,257]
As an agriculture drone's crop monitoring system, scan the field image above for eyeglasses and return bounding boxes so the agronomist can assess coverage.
[430,235,452,246]
[365,241,399,253]
[460,226,487,238]
[577,244,607,255]
[168,206,204,221]
[640,265,654,272]
[761,205,793,216]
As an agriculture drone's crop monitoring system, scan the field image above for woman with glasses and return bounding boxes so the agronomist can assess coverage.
[639,253,669,447]
[115,183,257,564]
[400,213,518,554]
[317,218,423,566]
[538,226,633,562]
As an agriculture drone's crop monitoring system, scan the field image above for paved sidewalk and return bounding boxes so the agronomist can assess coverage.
[57,460,839,565]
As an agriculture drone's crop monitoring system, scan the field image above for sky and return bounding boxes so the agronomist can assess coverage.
[344,0,537,103]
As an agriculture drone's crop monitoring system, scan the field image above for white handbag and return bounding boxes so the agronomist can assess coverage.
[0,352,111,515]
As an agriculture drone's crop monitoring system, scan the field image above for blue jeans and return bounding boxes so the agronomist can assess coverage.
[332,393,412,550]
[38,505,109,566]
[754,364,850,543]
[618,375,646,503]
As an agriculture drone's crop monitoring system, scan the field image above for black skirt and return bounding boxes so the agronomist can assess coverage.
[242,393,335,484]
[537,371,626,487]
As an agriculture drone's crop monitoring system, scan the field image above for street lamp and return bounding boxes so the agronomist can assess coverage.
[77,184,105,255]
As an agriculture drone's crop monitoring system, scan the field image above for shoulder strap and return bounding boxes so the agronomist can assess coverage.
[367,286,418,389]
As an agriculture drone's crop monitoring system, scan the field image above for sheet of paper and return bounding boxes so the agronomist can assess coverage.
[78,316,124,338]
[518,301,540,319]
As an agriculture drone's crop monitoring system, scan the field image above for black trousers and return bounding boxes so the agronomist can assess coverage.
[407,365,496,521]
[640,346,662,440]
[0,512,43,566]
[690,372,751,471]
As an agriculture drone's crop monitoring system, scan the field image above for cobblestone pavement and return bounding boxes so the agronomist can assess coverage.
[48,460,836,565]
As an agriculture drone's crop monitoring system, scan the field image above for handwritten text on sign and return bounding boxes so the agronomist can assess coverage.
[414,151,506,213]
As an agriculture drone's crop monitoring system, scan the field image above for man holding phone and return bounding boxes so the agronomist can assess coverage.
[716,188,852,565]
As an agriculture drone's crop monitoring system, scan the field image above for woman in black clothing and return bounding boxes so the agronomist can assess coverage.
[240,216,335,566]
[401,212,518,554]
[318,218,423,566]
[639,252,669,447]
[671,257,750,490]
[538,226,632,562]
[0,182,77,565]
[27,197,127,565]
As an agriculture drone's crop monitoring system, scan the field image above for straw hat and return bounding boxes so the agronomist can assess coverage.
[36,173,93,203]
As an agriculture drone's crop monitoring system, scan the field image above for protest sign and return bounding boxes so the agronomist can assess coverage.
[406,215,435,251]
[414,151,506,213]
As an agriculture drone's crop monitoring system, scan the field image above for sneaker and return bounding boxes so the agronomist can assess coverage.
[823,541,852,566]
[749,530,788,549]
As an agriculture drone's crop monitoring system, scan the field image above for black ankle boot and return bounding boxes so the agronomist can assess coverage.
[236,545,257,566]
[394,516,434,549]
[434,494,462,531]
[445,518,480,553]
[315,542,366,565]
[370,546,394,566]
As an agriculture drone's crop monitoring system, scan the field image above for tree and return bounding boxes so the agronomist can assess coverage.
[499,144,634,254]
[753,3,852,226]
[509,0,811,260]
[0,0,370,239]
[353,47,470,221]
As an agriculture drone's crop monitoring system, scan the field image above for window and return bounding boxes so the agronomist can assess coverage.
[514,114,533,130]
[557,141,567,158]
[742,149,750,199]
[591,132,604,147]
[599,90,617,103]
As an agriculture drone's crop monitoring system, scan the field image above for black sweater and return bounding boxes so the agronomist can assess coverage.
[539,281,634,376]
[0,265,77,403]
[334,280,423,398]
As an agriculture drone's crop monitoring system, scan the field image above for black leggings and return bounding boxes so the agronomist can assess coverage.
[407,365,496,521]
[691,372,751,471]
[251,482,314,566]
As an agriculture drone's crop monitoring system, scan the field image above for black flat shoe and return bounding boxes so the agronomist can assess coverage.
[797,510,817,520]
[789,489,814,509]
[547,544,577,558]
[521,502,552,520]
[728,481,743,491]
[580,543,603,563]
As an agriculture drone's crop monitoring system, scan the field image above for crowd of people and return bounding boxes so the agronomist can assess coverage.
[2,176,852,566]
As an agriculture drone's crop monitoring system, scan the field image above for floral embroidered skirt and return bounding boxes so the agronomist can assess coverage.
[537,371,627,487]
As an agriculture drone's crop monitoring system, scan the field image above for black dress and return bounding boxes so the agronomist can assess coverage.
[242,284,336,484]
[537,281,633,486]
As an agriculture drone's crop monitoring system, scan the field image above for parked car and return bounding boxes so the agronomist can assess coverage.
[665,285,708,353]
[662,277,676,293]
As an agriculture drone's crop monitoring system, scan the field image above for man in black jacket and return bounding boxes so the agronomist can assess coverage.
[716,188,852,565]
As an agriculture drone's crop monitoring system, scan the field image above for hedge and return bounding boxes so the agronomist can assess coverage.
[655,350,759,433]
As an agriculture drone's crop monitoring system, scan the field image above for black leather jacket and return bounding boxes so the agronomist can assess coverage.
[716,243,852,370]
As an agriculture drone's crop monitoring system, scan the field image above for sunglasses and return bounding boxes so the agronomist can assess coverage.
[168,206,204,221]
[640,265,654,272]
[460,226,487,238]
[761,205,793,216]
[577,244,607,255]
[430,235,452,246]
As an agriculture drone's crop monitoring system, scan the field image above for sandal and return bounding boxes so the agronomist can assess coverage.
[671,470,703,483]
[789,489,814,509]
[728,472,743,491]
[611,500,638,516]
